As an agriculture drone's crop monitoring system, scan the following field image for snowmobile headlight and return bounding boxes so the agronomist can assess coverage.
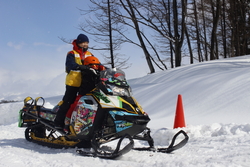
[107,84,131,97]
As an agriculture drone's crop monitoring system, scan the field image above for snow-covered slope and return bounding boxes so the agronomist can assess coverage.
[1,56,250,167]
[129,56,250,128]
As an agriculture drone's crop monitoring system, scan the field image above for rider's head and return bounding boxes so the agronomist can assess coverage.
[84,56,101,70]
[76,34,89,51]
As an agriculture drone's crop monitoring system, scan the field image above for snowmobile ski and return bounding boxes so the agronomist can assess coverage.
[76,134,134,159]
[133,130,189,153]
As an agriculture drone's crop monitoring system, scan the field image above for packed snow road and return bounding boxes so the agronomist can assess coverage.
[1,120,250,167]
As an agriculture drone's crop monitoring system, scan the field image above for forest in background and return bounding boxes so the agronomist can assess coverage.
[78,0,250,73]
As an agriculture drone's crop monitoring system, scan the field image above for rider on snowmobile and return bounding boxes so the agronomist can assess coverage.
[53,34,105,130]
[63,56,106,129]
[79,56,105,96]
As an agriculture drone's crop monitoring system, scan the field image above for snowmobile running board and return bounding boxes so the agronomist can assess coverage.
[133,130,189,153]
[76,134,134,159]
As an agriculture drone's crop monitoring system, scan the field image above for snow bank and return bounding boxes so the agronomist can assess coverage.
[1,55,250,166]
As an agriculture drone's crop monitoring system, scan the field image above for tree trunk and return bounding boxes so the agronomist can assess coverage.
[185,26,193,64]
[210,0,221,60]
[173,0,186,67]
[122,0,155,73]
[194,0,203,62]
[201,0,208,61]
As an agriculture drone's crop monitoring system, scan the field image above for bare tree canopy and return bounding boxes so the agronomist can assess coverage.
[76,0,250,72]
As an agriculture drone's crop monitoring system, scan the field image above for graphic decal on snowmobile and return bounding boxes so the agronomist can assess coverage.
[99,95,122,108]
[71,96,98,135]
[109,111,137,132]
[115,121,133,132]
[92,91,110,103]
[39,112,55,121]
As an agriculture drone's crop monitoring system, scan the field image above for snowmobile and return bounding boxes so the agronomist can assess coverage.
[18,68,189,159]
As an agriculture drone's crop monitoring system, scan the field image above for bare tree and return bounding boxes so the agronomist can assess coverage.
[172,0,187,67]
[76,0,250,73]
[193,0,203,62]
[200,0,209,61]
[209,0,221,60]
[128,0,187,67]
[119,0,155,73]
[78,0,131,69]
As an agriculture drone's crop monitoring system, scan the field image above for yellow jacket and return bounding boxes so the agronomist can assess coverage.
[65,50,93,87]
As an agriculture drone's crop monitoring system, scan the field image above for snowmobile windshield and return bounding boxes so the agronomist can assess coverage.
[100,68,132,97]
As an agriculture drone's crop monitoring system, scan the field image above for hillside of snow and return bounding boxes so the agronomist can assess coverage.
[129,56,250,128]
[1,55,250,166]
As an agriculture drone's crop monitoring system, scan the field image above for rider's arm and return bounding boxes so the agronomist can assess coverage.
[65,52,80,72]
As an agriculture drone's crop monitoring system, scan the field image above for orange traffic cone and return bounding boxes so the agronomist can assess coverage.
[173,94,186,129]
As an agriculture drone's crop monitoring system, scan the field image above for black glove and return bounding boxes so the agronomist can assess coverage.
[78,65,90,71]
[89,68,97,75]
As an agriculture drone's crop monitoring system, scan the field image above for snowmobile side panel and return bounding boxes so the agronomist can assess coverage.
[70,95,98,136]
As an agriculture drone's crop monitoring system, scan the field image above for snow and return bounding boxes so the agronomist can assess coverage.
[1,55,250,166]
